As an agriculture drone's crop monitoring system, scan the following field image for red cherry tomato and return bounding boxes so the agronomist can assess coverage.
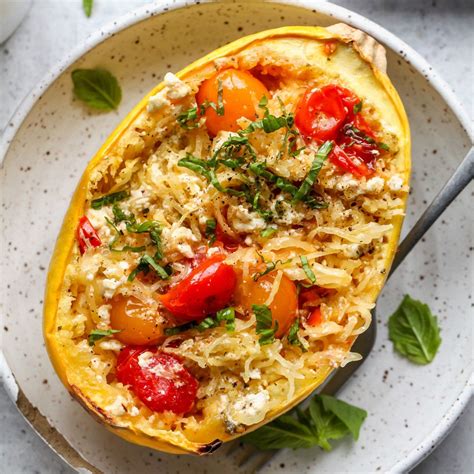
[299,286,334,307]
[77,216,101,255]
[295,85,359,141]
[159,255,237,320]
[196,68,270,136]
[116,347,198,414]
[307,307,322,326]
[329,144,372,178]
[214,224,240,252]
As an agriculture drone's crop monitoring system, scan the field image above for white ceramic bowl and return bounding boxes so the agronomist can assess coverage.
[1,1,472,473]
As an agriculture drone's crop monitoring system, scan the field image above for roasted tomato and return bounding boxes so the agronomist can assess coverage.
[235,271,298,337]
[76,216,101,255]
[214,224,240,252]
[159,254,237,320]
[295,84,359,141]
[109,294,164,346]
[116,347,198,414]
[307,307,322,326]
[196,68,270,136]
[329,144,372,178]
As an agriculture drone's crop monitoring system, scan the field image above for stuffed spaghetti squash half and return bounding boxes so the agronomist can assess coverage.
[44,24,410,454]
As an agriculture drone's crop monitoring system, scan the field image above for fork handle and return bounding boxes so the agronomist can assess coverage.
[389,146,474,278]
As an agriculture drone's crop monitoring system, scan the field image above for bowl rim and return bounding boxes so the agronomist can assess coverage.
[1,1,472,473]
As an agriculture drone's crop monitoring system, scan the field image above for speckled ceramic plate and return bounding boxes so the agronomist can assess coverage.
[1,1,472,473]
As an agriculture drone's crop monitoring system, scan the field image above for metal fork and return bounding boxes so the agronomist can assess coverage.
[228,147,474,472]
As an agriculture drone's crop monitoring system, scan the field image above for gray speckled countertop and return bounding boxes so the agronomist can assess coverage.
[1,1,472,473]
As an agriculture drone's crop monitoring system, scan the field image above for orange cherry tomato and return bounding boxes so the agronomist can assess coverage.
[110,294,164,346]
[307,307,322,326]
[196,68,270,136]
[235,272,298,337]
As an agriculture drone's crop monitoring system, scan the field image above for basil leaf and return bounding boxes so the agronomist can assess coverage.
[164,322,196,336]
[378,142,390,151]
[388,295,441,364]
[293,141,333,202]
[71,68,122,111]
[287,318,306,351]
[88,329,121,346]
[252,260,282,281]
[205,218,217,244]
[91,190,129,210]
[353,101,362,114]
[243,394,367,451]
[216,307,236,332]
[242,415,316,450]
[83,0,93,17]
[319,395,367,441]
[253,304,278,345]
[260,227,277,238]
[300,255,316,284]
[177,107,199,129]
[140,254,170,280]
[197,317,218,332]
[308,397,349,451]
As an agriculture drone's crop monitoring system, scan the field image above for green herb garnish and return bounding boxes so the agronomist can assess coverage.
[242,394,367,451]
[260,227,278,238]
[205,218,217,244]
[91,190,129,210]
[216,307,236,332]
[378,142,390,151]
[388,295,441,364]
[300,255,316,284]
[253,304,278,345]
[177,107,199,129]
[293,141,333,203]
[128,254,170,282]
[83,0,93,17]
[88,329,121,346]
[353,101,362,114]
[71,68,122,111]
[287,318,306,351]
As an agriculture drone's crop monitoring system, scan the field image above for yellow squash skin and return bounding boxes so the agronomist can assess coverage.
[44,25,411,455]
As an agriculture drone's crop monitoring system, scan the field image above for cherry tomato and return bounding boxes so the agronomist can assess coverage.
[109,294,164,346]
[330,144,372,178]
[295,84,359,141]
[214,224,240,252]
[307,307,322,326]
[196,68,270,136]
[235,272,298,337]
[77,216,101,255]
[116,347,198,414]
[299,286,334,308]
[159,255,237,320]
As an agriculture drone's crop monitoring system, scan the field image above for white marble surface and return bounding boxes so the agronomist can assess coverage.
[0,0,472,473]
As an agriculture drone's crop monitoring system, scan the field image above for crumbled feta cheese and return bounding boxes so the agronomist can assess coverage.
[86,272,94,282]
[365,177,385,193]
[98,339,124,352]
[228,390,270,426]
[207,246,221,257]
[105,396,127,416]
[342,244,362,258]
[163,225,198,258]
[387,174,404,191]
[102,277,123,299]
[247,368,261,380]
[86,208,110,231]
[336,174,360,193]
[163,72,192,100]
[229,205,266,233]
[147,72,192,112]
[97,304,112,326]
[129,406,140,416]
[138,351,182,380]
[118,261,129,270]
